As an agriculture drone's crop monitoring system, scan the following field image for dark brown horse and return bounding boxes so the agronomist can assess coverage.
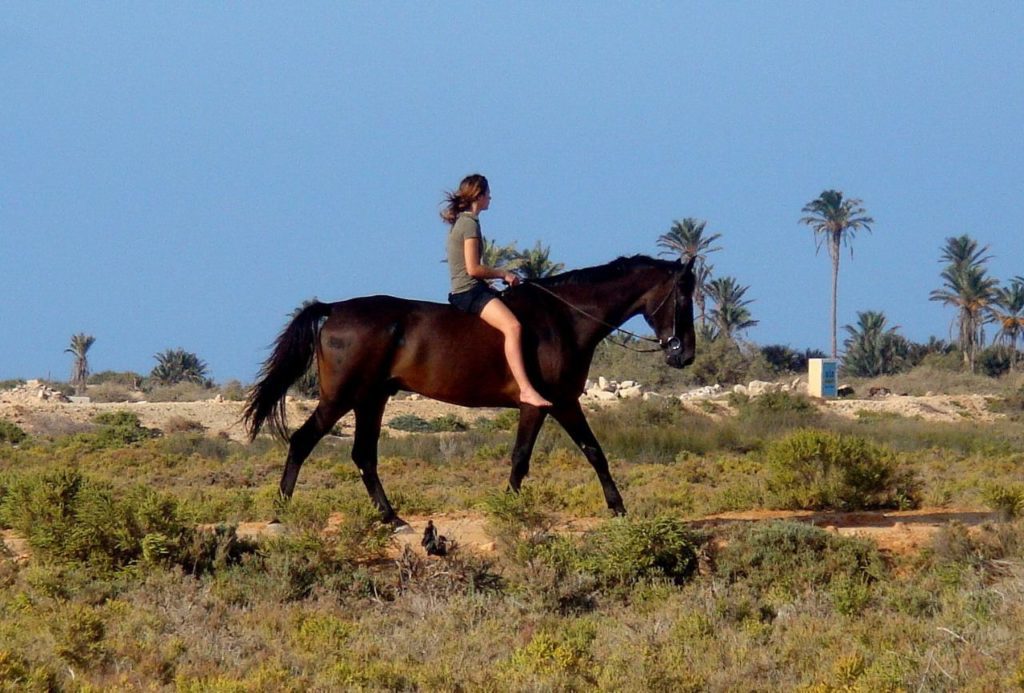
[243,255,696,527]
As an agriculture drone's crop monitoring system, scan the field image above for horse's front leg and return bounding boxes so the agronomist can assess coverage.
[353,394,407,529]
[551,402,625,515]
[508,405,548,492]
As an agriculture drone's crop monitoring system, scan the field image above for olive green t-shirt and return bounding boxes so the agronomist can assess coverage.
[447,212,485,295]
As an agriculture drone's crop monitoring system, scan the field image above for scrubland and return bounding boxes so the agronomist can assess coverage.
[1,380,1024,690]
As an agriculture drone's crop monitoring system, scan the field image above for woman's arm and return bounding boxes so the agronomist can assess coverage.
[464,238,520,285]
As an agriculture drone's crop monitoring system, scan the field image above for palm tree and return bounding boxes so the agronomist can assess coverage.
[799,190,874,358]
[65,333,96,395]
[939,234,992,272]
[989,277,1024,372]
[705,276,758,342]
[150,348,211,386]
[841,310,908,377]
[481,239,519,269]
[929,243,998,372]
[657,218,722,327]
[513,241,564,279]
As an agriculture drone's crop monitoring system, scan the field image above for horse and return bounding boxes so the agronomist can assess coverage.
[243,254,696,528]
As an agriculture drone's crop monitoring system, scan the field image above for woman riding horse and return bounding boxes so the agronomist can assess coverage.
[244,251,696,528]
[442,173,551,408]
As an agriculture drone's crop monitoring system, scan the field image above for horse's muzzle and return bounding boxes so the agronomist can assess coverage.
[662,337,694,369]
[666,352,694,369]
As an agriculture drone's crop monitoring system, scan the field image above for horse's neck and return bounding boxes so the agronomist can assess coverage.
[552,271,658,347]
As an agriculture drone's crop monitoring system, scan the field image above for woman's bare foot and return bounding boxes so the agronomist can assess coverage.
[520,390,553,408]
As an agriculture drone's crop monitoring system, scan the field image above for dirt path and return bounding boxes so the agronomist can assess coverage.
[2,507,1000,565]
[215,508,1005,561]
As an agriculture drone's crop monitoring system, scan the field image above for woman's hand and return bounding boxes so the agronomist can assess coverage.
[502,271,521,286]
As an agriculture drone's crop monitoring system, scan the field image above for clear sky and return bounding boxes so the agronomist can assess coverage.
[3,3,1022,383]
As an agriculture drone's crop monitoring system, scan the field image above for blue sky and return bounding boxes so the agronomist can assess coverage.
[2,3,1022,383]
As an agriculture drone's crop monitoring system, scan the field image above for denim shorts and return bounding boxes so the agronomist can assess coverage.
[448,282,499,315]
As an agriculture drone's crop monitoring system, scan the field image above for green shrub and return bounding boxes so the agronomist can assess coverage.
[0,419,27,445]
[0,469,201,571]
[52,603,107,668]
[544,516,705,588]
[429,414,468,432]
[476,409,519,432]
[982,483,1024,519]
[0,649,57,689]
[90,410,158,447]
[388,414,433,433]
[731,390,817,422]
[716,520,886,599]
[764,429,919,510]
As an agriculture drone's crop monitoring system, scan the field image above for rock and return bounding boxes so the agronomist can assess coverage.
[732,384,748,396]
[479,541,497,552]
[643,392,669,401]
[747,380,780,397]
[408,393,422,401]
[837,384,855,397]
[588,388,618,401]
[618,385,643,399]
[598,376,609,390]
[620,380,637,389]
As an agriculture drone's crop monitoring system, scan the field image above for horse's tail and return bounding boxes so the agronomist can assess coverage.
[243,301,333,442]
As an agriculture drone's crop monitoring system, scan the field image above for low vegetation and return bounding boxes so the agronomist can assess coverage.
[1,392,1023,689]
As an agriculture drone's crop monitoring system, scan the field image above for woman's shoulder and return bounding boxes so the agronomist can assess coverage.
[452,212,481,235]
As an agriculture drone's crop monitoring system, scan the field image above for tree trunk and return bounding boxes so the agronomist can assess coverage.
[830,233,841,359]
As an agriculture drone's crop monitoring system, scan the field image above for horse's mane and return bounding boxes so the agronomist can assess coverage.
[531,254,678,287]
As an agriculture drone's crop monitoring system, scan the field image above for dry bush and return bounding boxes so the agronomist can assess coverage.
[162,416,206,435]
[144,382,213,402]
[84,382,144,403]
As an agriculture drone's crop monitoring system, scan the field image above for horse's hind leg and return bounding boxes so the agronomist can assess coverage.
[551,402,625,515]
[352,392,405,528]
[280,401,349,500]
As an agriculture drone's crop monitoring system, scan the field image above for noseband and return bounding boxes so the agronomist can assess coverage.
[648,282,684,358]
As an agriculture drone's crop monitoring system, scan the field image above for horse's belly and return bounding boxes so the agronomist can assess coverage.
[392,330,517,406]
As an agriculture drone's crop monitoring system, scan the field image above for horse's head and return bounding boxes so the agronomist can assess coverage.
[642,256,696,369]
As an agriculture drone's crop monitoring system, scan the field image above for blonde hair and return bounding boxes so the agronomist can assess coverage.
[440,174,489,224]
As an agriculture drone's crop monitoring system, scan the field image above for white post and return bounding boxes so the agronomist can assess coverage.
[807,358,839,399]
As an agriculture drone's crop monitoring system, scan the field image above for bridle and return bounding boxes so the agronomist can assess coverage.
[522,275,685,356]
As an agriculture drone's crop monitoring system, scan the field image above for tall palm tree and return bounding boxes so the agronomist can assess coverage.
[657,218,722,327]
[841,310,908,377]
[939,234,992,271]
[705,276,758,342]
[513,241,564,279]
[989,277,1024,372]
[65,333,96,395]
[799,190,874,358]
[929,247,998,372]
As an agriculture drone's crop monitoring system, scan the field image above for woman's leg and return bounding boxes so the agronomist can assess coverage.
[478,298,553,407]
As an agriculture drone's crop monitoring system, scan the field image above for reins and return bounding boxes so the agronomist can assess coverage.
[519,281,676,354]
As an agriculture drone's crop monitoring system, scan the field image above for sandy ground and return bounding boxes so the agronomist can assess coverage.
[0,386,1009,562]
[0,391,499,442]
[0,386,1004,443]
